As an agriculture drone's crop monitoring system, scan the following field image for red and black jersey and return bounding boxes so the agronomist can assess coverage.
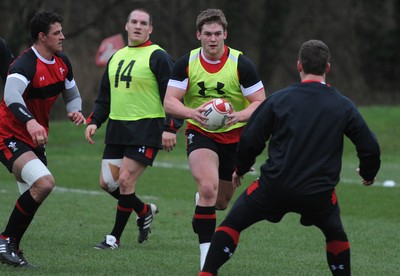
[0,47,74,148]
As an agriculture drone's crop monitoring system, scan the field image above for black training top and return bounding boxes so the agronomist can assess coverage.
[235,81,381,196]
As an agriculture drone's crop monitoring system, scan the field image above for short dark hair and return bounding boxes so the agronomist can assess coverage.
[298,40,330,75]
[127,8,152,26]
[30,11,63,43]
[196,9,228,32]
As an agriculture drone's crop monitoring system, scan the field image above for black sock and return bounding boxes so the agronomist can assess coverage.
[202,226,240,273]
[108,187,120,199]
[3,190,40,247]
[326,240,351,275]
[110,193,135,240]
[132,193,146,216]
[192,206,216,243]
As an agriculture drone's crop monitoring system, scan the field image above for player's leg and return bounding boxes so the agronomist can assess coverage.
[189,147,219,270]
[0,143,53,266]
[215,179,234,210]
[95,155,148,249]
[122,146,159,244]
[314,192,350,275]
[100,158,122,199]
[186,129,221,269]
[214,142,237,210]
[95,145,125,249]
[200,182,265,275]
[109,156,147,240]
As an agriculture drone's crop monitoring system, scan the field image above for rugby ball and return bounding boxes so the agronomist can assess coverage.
[201,98,232,130]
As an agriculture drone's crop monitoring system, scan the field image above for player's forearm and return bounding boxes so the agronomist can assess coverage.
[4,76,34,123]
[63,85,83,113]
[164,96,191,119]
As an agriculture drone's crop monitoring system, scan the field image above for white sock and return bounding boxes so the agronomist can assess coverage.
[200,242,211,270]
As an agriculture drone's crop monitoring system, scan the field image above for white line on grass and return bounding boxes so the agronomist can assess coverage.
[0,162,397,196]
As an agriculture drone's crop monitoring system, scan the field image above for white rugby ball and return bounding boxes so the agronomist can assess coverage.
[201,98,232,130]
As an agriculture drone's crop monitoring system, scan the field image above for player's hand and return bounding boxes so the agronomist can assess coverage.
[162,131,177,152]
[26,119,47,147]
[85,124,97,145]
[225,112,241,127]
[68,111,86,125]
[189,107,208,127]
[232,171,242,188]
[223,104,238,127]
[356,168,375,186]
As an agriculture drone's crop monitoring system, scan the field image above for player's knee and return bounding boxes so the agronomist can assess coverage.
[37,174,55,193]
[101,159,121,192]
[21,159,53,192]
[200,184,218,200]
[30,174,55,201]
[118,170,129,184]
[100,179,118,192]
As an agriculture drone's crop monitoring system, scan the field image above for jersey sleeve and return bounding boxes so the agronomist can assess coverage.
[237,54,264,95]
[344,102,381,181]
[150,49,184,133]
[235,99,272,176]
[86,68,111,128]
[169,53,190,84]
[150,49,175,103]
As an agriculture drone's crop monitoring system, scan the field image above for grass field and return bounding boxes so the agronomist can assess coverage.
[0,106,399,275]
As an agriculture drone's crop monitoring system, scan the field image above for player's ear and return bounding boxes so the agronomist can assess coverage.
[297,60,302,72]
[325,63,331,74]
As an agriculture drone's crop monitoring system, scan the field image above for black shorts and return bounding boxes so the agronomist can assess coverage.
[0,136,47,172]
[249,179,339,224]
[102,144,158,166]
[185,129,236,181]
[221,180,347,241]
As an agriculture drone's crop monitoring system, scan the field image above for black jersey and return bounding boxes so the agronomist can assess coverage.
[235,81,381,196]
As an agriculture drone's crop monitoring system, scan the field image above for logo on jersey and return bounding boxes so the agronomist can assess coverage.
[39,76,45,81]
[197,81,226,97]
[59,68,65,77]
[7,141,18,152]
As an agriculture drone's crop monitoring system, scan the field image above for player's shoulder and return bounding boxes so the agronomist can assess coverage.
[9,48,36,75]
[237,53,256,68]
[175,52,190,67]
[54,52,73,71]
[151,46,172,59]
[55,52,71,63]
